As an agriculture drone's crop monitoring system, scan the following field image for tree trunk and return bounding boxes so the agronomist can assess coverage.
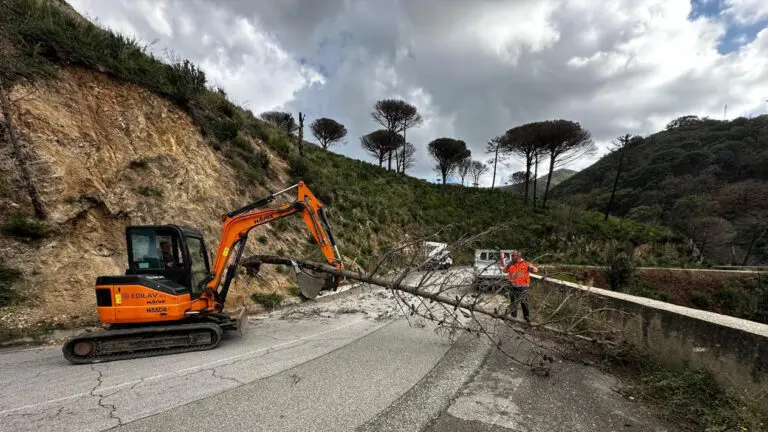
[524,155,532,205]
[388,150,393,171]
[401,127,407,174]
[543,153,556,209]
[0,82,46,220]
[532,153,539,209]
[297,112,305,156]
[741,225,766,266]
[604,150,625,221]
[491,145,499,189]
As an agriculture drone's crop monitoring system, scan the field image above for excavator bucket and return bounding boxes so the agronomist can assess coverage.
[290,260,334,299]
[297,271,327,299]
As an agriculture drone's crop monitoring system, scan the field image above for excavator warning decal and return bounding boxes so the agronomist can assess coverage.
[223,247,229,257]
[115,293,122,305]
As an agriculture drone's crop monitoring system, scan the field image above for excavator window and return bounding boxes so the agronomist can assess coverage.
[126,226,191,289]
[185,236,210,298]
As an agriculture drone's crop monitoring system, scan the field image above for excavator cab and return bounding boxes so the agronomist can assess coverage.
[124,225,212,299]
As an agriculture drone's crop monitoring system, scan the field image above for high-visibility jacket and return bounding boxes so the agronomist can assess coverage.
[501,259,537,287]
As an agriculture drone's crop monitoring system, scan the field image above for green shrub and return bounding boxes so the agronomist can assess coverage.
[135,186,162,197]
[1,212,48,239]
[128,158,149,169]
[289,155,316,183]
[715,286,740,311]
[0,265,23,307]
[212,118,240,141]
[251,292,284,310]
[287,285,301,297]
[690,294,711,310]
[625,365,765,430]
[604,251,636,291]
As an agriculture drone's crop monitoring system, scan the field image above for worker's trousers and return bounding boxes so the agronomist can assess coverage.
[507,284,530,323]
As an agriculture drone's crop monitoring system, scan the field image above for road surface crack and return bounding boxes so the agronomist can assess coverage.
[4,406,65,423]
[204,367,245,385]
[89,364,123,427]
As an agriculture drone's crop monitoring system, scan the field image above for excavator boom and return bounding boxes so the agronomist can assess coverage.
[207,182,344,309]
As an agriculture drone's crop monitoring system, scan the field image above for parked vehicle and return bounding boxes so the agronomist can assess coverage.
[419,241,453,270]
[473,249,515,290]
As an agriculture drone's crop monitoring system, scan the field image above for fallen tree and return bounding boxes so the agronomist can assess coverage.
[241,225,632,373]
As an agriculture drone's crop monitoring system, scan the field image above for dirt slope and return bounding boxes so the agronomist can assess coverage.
[1,67,304,332]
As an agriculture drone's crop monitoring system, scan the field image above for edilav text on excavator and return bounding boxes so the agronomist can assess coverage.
[62,181,344,364]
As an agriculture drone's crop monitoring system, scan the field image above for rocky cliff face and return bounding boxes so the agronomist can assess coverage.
[1,67,302,331]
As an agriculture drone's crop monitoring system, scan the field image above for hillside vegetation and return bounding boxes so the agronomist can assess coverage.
[0,0,695,335]
[553,115,768,265]
[500,168,577,196]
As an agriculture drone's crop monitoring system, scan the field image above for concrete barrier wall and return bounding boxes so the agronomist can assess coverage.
[530,274,768,403]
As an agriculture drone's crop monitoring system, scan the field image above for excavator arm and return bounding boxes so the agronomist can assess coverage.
[205,181,343,310]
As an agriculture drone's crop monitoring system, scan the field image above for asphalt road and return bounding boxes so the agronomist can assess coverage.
[0,269,680,432]
[0,287,488,432]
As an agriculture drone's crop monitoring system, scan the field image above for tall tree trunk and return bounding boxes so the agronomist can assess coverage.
[491,145,499,189]
[524,155,532,206]
[401,127,407,173]
[604,150,625,221]
[0,82,46,220]
[297,112,305,156]
[388,150,392,171]
[543,152,556,209]
[532,153,539,209]
[395,148,401,173]
[741,225,766,266]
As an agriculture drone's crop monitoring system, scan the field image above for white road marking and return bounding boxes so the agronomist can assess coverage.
[0,319,367,415]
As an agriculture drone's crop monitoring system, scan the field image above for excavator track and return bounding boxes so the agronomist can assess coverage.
[62,322,223,365]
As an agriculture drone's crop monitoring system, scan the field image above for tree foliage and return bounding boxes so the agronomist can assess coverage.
[485,135,508,189]
[310,117,347,150]
[457,158,472,186]
[396,142,417,174]
[260,111,298,135]
[428,138,471,184]
[538,120,596,207]
[361,129,403,167]
[371,99,421,171]
[468,160,489,187]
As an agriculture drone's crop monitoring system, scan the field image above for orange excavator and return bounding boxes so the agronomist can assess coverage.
[62,181,344,364]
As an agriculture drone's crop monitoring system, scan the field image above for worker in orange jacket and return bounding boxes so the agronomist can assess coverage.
[499,250,537,324]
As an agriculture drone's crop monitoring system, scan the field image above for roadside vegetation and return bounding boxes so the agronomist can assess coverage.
[603,344,767,432]
[541,262,768,324]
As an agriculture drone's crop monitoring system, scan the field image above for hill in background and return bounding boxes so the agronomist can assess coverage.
[552,115,768,265]
[500,168,577,196]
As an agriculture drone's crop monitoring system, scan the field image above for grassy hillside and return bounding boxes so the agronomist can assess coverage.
[552,115,768,265]
[500,168,577,196]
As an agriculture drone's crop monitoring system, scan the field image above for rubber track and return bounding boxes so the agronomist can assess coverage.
[62,322,223,365]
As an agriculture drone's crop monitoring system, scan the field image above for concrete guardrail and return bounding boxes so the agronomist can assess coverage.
[531,274,768,407]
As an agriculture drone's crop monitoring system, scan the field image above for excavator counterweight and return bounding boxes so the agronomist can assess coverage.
[62,181,343,364]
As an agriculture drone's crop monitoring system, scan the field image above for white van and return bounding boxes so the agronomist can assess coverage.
[419,241,453,270]
[473,249,515,280]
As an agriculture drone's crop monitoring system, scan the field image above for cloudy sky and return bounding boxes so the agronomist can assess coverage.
[68,0,768,186]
